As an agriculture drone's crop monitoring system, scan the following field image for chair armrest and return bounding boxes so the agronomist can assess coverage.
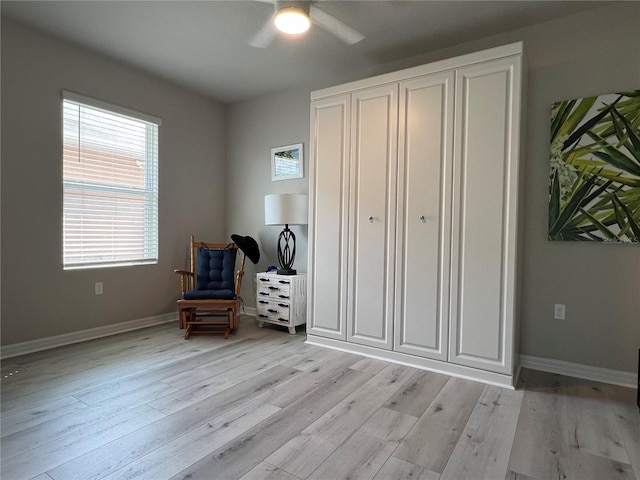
[174,270,194,293]
[174,270,193,276]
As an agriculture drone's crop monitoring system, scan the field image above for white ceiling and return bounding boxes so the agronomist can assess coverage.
[1,1,611,104]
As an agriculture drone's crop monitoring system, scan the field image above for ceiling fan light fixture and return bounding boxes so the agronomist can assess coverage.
[274,7,310,35]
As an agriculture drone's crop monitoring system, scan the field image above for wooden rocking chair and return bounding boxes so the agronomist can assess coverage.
[174,235,246,339]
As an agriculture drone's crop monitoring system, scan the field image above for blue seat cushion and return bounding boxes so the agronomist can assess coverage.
[183,246,237,300]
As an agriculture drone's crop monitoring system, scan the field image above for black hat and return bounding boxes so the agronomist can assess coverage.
[231,234,260,264]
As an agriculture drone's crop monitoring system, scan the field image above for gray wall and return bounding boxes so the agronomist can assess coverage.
[515,4,640,374]
[2,3,638,373]
[1,20,228,345]
[226,87,311,306]
[226,3,640,373]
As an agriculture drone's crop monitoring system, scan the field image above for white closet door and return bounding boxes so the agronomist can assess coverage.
[395,72,454,360]
[449,56,521,374]
[308,95,351,340]
[347,84,398,350]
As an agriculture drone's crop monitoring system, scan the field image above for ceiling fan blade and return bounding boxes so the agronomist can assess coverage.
[249,17,276,48]
[309,5,364,45]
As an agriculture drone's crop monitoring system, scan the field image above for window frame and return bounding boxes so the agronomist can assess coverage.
[62,91,162,270]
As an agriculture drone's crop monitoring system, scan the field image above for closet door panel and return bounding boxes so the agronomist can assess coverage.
[308,95,351,340]
[348,84,398,350]
[449,57,520,374]
[395,72,454,359]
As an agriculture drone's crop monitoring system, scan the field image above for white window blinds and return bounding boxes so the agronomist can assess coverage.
[62,92,160,269]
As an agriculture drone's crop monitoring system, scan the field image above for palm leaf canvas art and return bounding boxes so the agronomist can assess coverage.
[549,90,640,242]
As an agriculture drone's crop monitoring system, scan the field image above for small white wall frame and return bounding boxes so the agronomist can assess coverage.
[272,143,304,181]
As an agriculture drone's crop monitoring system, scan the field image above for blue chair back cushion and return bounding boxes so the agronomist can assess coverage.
[183,247,237,300]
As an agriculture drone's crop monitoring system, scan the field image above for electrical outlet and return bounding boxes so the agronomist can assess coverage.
[95,282,104,295]
[554,303,565,320]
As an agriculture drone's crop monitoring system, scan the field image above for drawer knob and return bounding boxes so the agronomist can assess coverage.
[278,295,290,299]
[268,309,278,313]
[278,303,289,308]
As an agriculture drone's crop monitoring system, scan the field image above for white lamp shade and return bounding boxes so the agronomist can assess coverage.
[265,194,308,225]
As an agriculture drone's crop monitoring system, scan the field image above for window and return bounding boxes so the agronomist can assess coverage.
[62,91,161,269]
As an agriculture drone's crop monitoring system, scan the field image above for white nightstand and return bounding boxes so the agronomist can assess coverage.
[256,272,306,334]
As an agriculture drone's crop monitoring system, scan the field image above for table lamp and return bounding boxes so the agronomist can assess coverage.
[265,193,307,275]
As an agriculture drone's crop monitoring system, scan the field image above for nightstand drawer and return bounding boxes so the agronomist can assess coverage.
[257,275,292,300]
[256,299,291,323]
[255,272,306,335]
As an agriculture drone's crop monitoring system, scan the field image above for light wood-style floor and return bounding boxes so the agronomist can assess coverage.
[1,316,638,480]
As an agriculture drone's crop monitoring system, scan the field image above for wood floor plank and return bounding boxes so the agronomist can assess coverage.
[101,400,281,480]
[307,407,417,480]
[256,351,362,408]
[1,405,165,480]
[558,448,636,479]
[147,340,310,414]
[46,364,300,480]
[1,336,249,416]
[3,323,176,374]
[1,361,22,378]
[159,335,302,390]
[504,470,538,480]
[373,456,440,480]
[1,402,138,461]
[238,462,302,480]
[266,364,417,479]
[71,338,258,405]
[168,367,374,480]
[279,343,340,371]
[27,474,53,480]
[439,386,523,480]
[1,321,637,480]
[349,357,391,374]
[507,369,570,478]
[383,369,449,417]
[7,321,267,390]
[603,383,640,478]
[1,328,194,403]
[1,396,90,438]
[393,376,485,473]
[88,380,181,411]
[565,376,630,464]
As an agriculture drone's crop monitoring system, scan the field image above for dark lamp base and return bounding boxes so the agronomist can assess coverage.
[277,268,297,275]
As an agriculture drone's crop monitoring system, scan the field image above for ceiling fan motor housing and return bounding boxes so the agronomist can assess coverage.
[275,1,310,16]
[249,0,364,48]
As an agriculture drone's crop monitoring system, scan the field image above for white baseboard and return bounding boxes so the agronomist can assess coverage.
[242,306,257,317]
[1,312,178,360]
[519,354,636,388]
[307,334,516,389]
[5,312,633,390]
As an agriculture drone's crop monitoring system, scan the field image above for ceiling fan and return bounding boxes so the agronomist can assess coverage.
[249,0,365,48]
